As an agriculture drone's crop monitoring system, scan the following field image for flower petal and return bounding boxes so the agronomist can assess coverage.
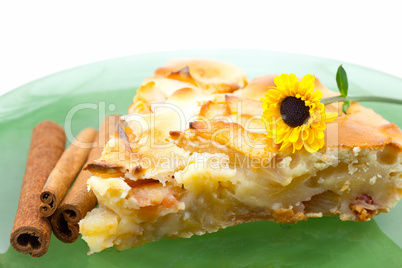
[324,112,338,122]
[314,129,325,139]
[301,129,310,141]
[301,74,315,95]
[295,137,304,150]
[289,127,301,143]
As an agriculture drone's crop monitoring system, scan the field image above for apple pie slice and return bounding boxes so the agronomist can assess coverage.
[79,59,402,254]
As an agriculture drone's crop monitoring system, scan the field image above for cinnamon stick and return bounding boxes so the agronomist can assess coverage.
[10,121,66,257]
[39,128,97,217]
[51,115,120,243]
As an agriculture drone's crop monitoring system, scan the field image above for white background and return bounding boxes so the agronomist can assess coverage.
[1,0,401,97]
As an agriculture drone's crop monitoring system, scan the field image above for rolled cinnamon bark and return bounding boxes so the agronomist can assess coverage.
[39,128,97,217]
[10,121,66,257]
[51,115,120,243]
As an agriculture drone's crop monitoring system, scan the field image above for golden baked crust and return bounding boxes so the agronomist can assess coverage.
[154,58,248,93]
[80,59,402,254]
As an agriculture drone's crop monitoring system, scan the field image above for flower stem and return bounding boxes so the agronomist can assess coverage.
[321,95,402,105]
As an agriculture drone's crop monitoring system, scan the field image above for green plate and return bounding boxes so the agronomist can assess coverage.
[1,50,401,268]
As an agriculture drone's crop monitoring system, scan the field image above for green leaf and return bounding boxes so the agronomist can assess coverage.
[342,101,350,114]
[336,65,348,97]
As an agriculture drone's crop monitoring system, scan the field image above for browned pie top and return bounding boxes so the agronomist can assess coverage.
[87,59,402,178]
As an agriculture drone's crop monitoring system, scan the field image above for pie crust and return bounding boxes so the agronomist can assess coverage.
[79,59,402,254]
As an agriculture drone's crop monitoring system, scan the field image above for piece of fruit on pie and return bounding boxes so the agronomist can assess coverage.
[79,59,402,254]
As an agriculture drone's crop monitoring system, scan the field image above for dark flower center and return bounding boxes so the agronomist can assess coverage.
[280,96,310,127]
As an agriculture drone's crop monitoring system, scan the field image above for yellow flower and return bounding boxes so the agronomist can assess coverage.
[261,73,337,153]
